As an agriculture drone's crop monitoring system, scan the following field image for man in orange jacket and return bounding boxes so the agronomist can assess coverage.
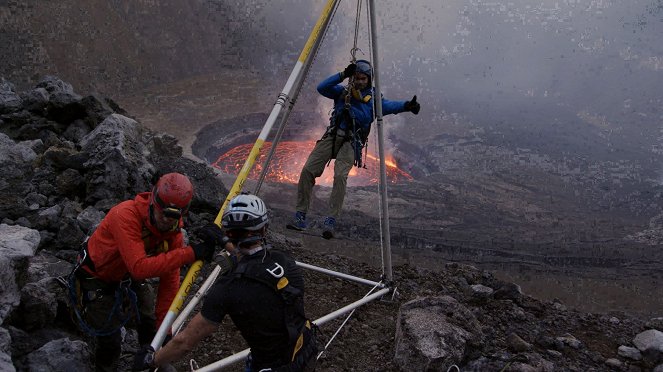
[73,172,221,372]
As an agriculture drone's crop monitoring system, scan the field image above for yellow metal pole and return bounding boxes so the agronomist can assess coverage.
[152,0,341,350]
[213,0,339,225]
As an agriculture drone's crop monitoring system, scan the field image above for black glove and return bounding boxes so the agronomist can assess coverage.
[132,345,156,371]
[342,63,357,79]
[192,241,215,262]
[214,250,236,274]
[198,224,226,246]
[404,95,420,115]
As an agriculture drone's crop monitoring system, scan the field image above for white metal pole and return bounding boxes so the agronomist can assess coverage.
[295,261,384,287]
[195,287,392,371]
[171,265,222,335]
[368,0,393,282]
[165,0,343,340]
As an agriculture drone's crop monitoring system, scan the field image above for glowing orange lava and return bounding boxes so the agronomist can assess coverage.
[212,141,413,186]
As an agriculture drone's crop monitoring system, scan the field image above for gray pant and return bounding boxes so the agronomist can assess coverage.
[296,133,354,218]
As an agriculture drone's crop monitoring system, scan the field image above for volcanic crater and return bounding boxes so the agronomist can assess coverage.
[192,111,434,186]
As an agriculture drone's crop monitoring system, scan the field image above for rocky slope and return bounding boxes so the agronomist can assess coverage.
[0,77,662,371]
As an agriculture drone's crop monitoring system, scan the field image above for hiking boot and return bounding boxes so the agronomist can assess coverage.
[286,211,308,231]
[322,216,335,239]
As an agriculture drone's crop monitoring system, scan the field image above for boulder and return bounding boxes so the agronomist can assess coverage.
[634,329,663,365]
[80,114,153,205]
[394,296,483,371]
[75,206,105,234]
[0,327,13,371]
[35,76,85,125]
[24,338,92,372]
[0,224,40,323]
[0,134,37,220]
[19,88,49,114]
[618,345,642,361]
[646,318,663,331]
[634,329,663,352]
[18,279,58,331]
[0,78,22,114]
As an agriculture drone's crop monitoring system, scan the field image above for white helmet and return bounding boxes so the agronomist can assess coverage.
[221,194,268,231]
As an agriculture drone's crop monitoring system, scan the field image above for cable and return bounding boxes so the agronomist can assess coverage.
[316,282,383,360]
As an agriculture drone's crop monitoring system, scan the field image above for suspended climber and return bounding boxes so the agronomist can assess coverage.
[134,194,318,372]
[66,172,225,372]
[287,60,421,238]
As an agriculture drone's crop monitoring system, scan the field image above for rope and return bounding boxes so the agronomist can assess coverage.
[351,0,363,62]
[254,0,344,195]
[316,281,383,360]
[66,272,139,337]
[356,0,385,274]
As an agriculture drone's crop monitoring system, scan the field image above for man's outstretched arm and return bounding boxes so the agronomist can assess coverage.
[155,313,218,367]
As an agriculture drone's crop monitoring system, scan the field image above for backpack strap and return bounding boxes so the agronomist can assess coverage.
[233,251,302,305]
[234,250,309,363]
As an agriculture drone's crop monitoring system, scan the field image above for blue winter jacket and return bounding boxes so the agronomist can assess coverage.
[317,72,407,133]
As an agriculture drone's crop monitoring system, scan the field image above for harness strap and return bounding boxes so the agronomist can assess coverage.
[65,241,140,337]
[66,271,140,337]
[234,251,311,366]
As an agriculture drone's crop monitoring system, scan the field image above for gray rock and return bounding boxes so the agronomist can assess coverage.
[633,329,663,352]
[25,338,92,372]
[0,224,40,323]
[20,87,49,113]
[653,363,663,372]
[80,114,153,204]
[0,78,22,114]
[552,301,566,311]
[556,333,582,349]
[507,332,533,352]
[55,168,84,197]
[27,252,73,283]
[15,217,31,228]
[35,205,62,230]
[25,193,48,208]
[0,351,14,372]
[394,296,482,371]
[0,327,11,354]
[76,206,105,234]
[546,349,562,358]
[0,224,40,258]
[469,284,494,299]
[40,145,83,170]
[61,119,91,143]
[56,218,85,249]
[35,76,76,96]
[646,318,663,331]
[0,133,38,219]
[493,283,523,302]
[19,280,58,331]
[618,345,643,361]
[605,358,623,369]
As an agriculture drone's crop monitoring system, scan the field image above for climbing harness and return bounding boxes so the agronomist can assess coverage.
[65,241,140,337]
[322,0,375,168]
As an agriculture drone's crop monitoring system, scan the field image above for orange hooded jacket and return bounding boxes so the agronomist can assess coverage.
[84,192,196,327]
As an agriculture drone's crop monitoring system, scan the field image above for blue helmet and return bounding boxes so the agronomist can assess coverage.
[355,59,372,80]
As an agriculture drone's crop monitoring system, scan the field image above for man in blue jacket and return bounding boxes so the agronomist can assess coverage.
[287,60,420,238]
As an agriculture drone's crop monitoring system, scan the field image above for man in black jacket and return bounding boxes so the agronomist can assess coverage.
[133,194,317,372]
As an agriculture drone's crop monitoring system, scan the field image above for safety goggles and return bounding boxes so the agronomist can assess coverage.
[153,192,188,219]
